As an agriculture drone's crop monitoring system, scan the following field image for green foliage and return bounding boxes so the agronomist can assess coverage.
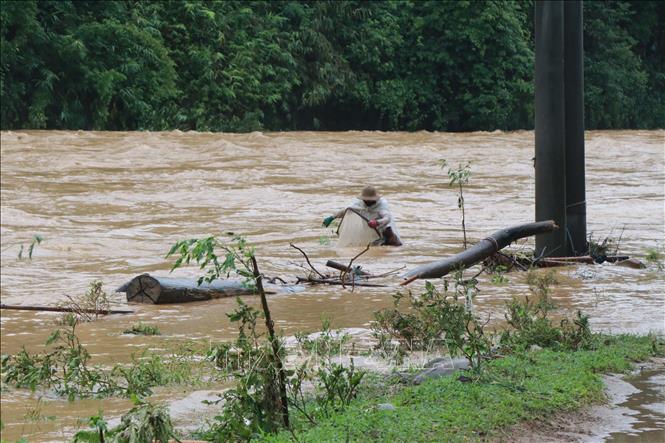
[206,298,265,372]
[123,323,161,336]
[1,1,176,130]
[372,277,491,371]
[3,1,660,131]
[110,397,176,443]
[588,230,624,260]
[167,233,256,286]
[289,359,365,426]
[201,298,285,441]
[199,298,365,441]
[645,246,664,271]
[17,235,43,260]
[1,314,99,400]
[583,1,650,129]
[489,265,509,285]
[645,248,661,263]
[72,399,177,443]
[1,316,205,400]
[500,271,593,352]
[440,160,471,249]
[58,280,110,322]
[71,411,107,443]
[295,316,350,357]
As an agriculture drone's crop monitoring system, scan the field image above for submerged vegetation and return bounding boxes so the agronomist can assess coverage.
[2,1,663,132]
[16,235,42,260]
[57,280,110,323]
[123,323,161,336]
[72,398,177,443]
[1,314,209,401]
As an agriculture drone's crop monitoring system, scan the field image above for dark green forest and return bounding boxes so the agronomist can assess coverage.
[1,0,663,132]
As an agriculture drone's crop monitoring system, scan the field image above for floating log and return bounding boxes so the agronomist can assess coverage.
[541,256,595,263]
[296,277,387,287]
[0,304,133,315]
[536,256,642,268]
[402,220,559,284]
[325,260,370,275]
[117,273,302,304]
[537,256,595,267]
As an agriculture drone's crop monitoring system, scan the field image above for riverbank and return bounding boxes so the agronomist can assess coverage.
[261,335,662,442]
[505,357,665,442]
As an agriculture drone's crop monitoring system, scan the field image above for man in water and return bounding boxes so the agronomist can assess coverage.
[322,186,402,246]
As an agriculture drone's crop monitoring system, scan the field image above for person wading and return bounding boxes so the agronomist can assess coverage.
[322,186,402,246]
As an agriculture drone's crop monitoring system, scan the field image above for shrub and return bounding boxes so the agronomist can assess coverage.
[500,271,592,351]
[372,277,491,371]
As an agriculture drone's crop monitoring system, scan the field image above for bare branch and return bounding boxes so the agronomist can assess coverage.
[290,243,326,278]
[340,243,371,292]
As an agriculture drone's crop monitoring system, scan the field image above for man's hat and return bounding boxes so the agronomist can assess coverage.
[358,186,381,201]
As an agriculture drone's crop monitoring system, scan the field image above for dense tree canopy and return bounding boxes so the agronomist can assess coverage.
[1,0,663,131]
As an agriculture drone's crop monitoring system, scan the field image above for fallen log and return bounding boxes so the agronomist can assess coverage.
[487,252,633,270]
[539,256,595,263]
[532,254,628,265]
[402,220,558,285]
[117,273,303,304]
[0,304,133,315]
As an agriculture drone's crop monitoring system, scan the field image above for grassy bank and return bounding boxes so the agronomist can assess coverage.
[265,335,661,442]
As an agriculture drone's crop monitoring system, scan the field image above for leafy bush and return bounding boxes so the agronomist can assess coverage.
[1,314,101,400]
[199,297,366,441]
[500,271,593,351]
[1,315,202,400]
[201,298,286,440]
[372,277,491,371]
[295,316,351,358]
[72,398,176,443]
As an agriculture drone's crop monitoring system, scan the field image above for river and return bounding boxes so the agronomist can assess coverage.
[1,130,663,441]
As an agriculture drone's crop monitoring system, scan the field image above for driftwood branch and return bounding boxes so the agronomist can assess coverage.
[402,220,559,285]
[487,252,634,270]
[341,243,371,291]
[0,304,133,315]
[295,277,387,288]
[365,265,406,279]
[325,260,370,275]
[290,243,326,278]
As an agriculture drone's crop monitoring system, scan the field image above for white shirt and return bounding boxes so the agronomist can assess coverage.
[334,197,401,242]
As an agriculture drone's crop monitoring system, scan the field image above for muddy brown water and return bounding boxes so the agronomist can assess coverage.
[1,130,664,441]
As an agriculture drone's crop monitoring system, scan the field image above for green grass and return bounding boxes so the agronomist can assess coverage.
[264,335,661,442]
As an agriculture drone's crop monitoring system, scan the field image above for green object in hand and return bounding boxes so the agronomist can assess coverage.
[322,216,335,227]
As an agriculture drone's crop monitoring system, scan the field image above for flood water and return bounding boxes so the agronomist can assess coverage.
[1,130,664,441]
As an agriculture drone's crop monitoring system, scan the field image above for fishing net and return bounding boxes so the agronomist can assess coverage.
[336,208,381,247]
